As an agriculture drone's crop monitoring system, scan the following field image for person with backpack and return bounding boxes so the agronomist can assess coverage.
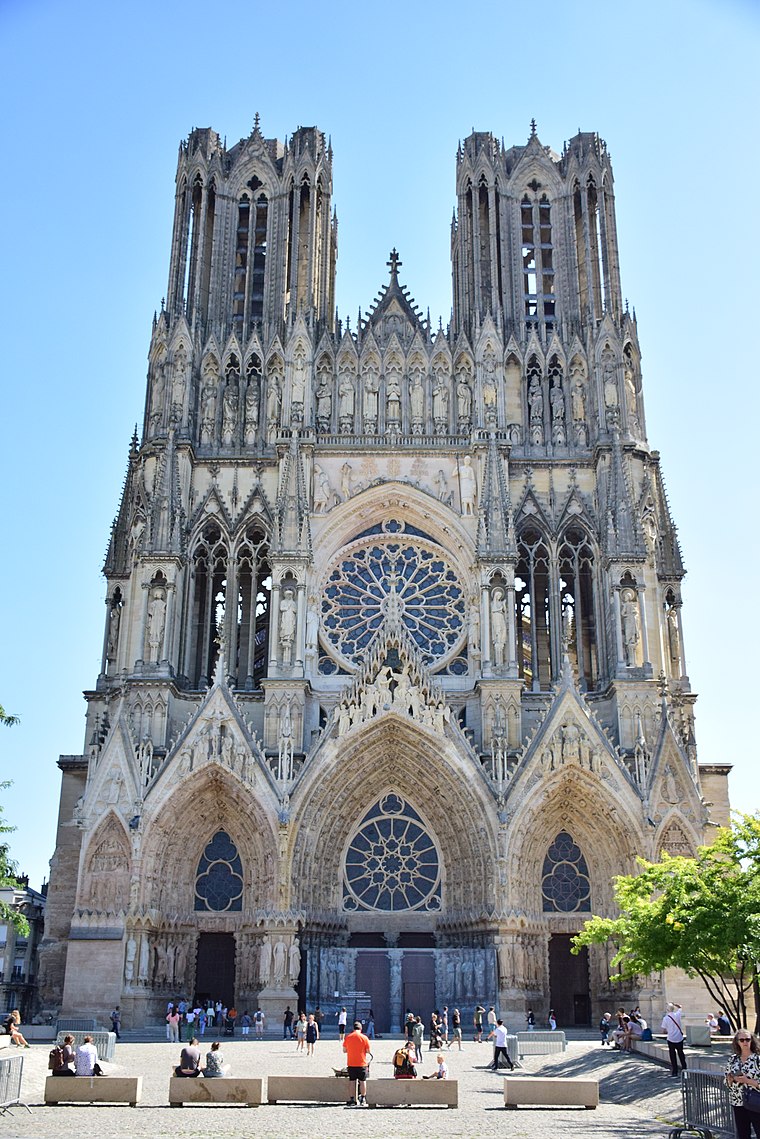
[254,1007,265,1038]
[110,1006,121,1039]
[49,1035,75,1076]
[393,1040,418,1079]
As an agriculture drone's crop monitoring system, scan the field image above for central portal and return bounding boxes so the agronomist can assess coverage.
[195,932,236,1007]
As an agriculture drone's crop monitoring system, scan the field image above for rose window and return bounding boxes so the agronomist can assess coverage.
[194,830,243,912]
[541,831,591,913]
[343,793,441,912]
[321,522,465,669]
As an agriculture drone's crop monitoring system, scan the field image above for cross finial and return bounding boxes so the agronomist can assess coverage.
[530,118,537,138]
[387,248,402,278]
[253,111,261,134]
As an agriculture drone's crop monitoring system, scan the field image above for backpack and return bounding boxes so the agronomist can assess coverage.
[393,1048,406,1068]
[48,1045,65,1071]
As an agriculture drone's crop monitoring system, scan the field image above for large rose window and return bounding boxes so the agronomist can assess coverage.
[320,521,465,669]
[343,793,441,912]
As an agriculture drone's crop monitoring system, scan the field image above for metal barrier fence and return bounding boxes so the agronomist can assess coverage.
[56,1030,117,1061]
[0,1053,29,1116]
[666,1068,735,1139]
[56,1018,99,1033]
[515,1030,567,1057]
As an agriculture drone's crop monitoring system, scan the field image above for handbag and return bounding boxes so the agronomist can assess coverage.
[744,1086,760,1113]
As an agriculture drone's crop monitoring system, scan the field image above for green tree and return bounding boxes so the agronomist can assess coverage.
[0,706,28,934]
[572,814,760,1030]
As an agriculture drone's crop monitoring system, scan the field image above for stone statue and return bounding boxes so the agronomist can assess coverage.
[620,588,640,666]
[107,602,121,663]
[244,379,260,443]
[200,381,217,446]
[435,468,451,504]
[603,353,619,410]
[362,364,379,432]
[266,373,282,437]
[146,585,166,661]
[386,369,402,428]
[340,462,353,502]
[138,935,150,982]
[433,370,449,433]
[528,376,544,444]
[457,455,477,515]
[124,936,137,983]
[550,381,566,444]
[259,935,272,985]
[667,604,681,667]
[456,370,472,424]
[482,350,498,420]
[313,464,333,513]
[624,362,639,433]
[279,588,297,666]
[288,940,301,983]
[150,358,166,431]
[222,383,239,445]
[305,597,319,658]
[273,939,287,986]
[315,369,332,431]
[171,349,189,421]
[278,700,294,783]
[490,587,507,667]
[290,348,307,421]
[410,370,425,430]
[338,370,355,431]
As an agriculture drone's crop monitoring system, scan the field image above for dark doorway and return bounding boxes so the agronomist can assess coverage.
[548,933,590,1026]
[355,952,391,1033]
[402,952,435,1022]
[195,932,236,1007]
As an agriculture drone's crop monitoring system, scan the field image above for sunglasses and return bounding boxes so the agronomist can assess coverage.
[738,1037,752,1042]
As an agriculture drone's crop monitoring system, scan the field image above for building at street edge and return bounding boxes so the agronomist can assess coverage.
[39,118,730,1030]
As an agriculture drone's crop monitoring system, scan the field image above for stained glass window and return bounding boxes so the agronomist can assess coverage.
[194,830,243,912]
[321,521,465,670]
[343,793,441,912]
[541,830,591,913]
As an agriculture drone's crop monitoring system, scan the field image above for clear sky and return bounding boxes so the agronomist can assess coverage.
[1,0,758,891]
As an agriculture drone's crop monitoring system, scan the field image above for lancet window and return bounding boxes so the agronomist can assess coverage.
[232,179,268,338]
[521,193,555,333]
[185,521,271,689]
[516,524,599,690]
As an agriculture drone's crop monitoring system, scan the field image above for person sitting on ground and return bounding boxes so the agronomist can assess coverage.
[202,1040,228,1077]
[423,1052,448,1079]
[174,1037,201,1077]
[393,1040,418,1079]
[49,1035,76,1075]
[3,1009,30,1048]
[75,1034,104,1076]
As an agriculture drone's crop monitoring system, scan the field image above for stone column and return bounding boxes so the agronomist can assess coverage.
[388,949,403,1035]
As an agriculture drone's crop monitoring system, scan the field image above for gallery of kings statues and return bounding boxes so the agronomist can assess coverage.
[38,118,730,1031]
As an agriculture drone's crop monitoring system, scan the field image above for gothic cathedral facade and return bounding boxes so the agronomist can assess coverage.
[40,119,729,1030]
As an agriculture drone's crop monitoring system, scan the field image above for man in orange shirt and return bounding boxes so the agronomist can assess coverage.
[342,1020,371,1107]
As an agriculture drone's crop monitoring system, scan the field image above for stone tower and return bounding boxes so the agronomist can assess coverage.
[39,118,729,1030]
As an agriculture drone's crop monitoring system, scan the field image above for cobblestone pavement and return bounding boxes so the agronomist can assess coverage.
[2,1035,687,1138]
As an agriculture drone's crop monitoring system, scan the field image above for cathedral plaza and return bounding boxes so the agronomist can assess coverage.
[38,116,729,1036]
[7,1032,686,1136]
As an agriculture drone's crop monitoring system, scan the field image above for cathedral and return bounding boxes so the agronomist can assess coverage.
[39,118,730,1031]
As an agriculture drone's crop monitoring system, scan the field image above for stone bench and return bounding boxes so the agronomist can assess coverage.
[366,1078,458,1108]
[44,1076,142,1106]
[504,1076,598,1109]
[267,1075,353,1104]
[169,1076,262,1106]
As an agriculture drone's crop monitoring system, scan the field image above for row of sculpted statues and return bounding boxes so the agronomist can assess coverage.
[124,931,301,991]
[146,343,642,447]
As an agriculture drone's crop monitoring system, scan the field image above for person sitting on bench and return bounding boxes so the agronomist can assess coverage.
[174,1037,201,1077]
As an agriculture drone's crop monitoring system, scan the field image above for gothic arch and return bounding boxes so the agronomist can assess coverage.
[507,766,644,917]
[81,812,131,913]
[138,765,279,916]
[290,713,496,916]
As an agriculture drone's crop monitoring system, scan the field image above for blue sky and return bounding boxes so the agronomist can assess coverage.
[1,0,758,890]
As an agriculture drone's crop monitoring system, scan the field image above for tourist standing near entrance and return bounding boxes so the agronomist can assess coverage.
[305,1013,320,1056]
[254,1008,265,1038]
[343,1020,371,1107]
[473,1003,486,1041]
[487,1019,515,1070]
